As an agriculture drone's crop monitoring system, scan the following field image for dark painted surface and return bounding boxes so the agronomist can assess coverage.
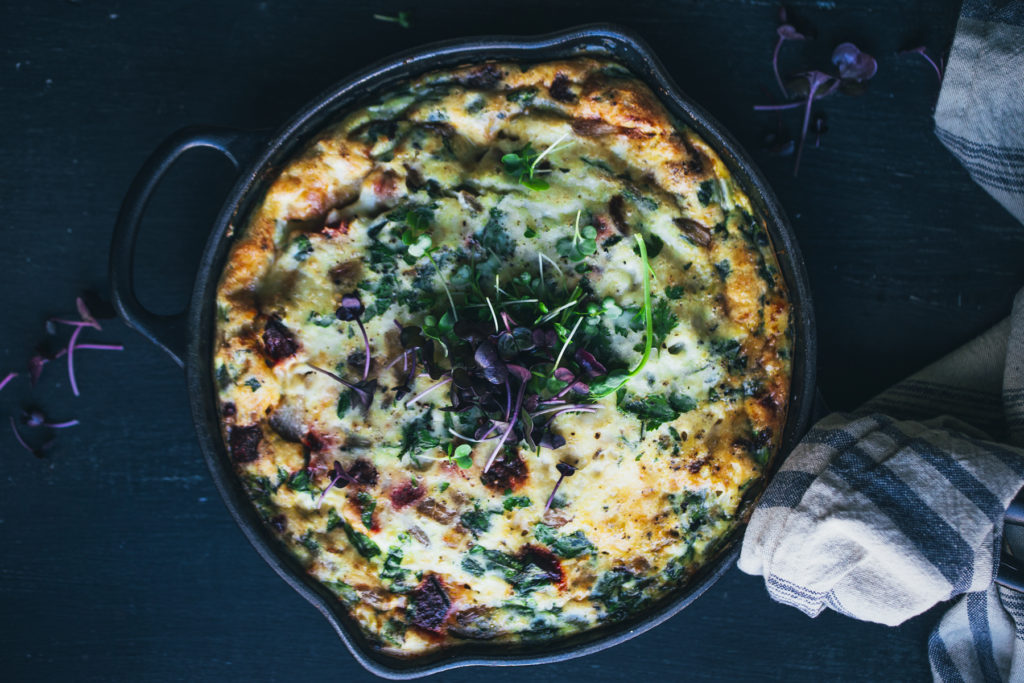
[1,1,1020,681]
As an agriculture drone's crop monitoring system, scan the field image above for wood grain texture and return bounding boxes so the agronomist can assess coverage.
[1,0,1019,680]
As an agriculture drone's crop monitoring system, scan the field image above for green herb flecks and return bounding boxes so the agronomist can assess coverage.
[589,234,654,398]
[373,11,410,28]
[534,523,594,558]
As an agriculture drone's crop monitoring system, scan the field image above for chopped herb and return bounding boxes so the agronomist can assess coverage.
[357,491,376,529]
[291,234,313,261]
[308,311,335,327]
[460,506,493,536]
[506,88,538,105]
[324,580,359,606]
[697,180,717,206]
[621,393,696,430]
[244,377,261,392]
[651,298,679,349]
[534,523,594,558]
[590,568,652,619]
[665,285,685,300]
[714,259,732,280]
[503,495,532,511]
[340,519,381,558]
[299,531,320,553]
[477,207,515,258]
[285,469,317,495]
[326,507,343,532]
[373,11,410,28]
[450,443,473,469]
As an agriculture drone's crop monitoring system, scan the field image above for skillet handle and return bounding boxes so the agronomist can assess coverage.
[109,126,264,368]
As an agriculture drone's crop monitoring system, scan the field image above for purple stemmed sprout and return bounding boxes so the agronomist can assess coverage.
[47,296,124,396]
[755,42,877,176]
[543,462,577,514]
[336,292,371,381]
[0,372,16,393]
[316,460,360,508]
[900,46,944,82]
[307,364,377,413]
[773,8,807,97]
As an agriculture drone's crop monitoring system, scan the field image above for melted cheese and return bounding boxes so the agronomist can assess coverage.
[214,58,791,656]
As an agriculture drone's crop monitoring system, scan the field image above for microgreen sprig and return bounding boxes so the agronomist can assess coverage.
[556,210,598,262]
[501,131,572,191]
[589,234,653,398]
[373,11,410,28]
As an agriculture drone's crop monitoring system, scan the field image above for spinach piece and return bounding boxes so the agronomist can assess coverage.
[399,411,440,459]
[324,580,359,606]
[326,507,343,532]
[697,179,717,206]
[291,234,313,261]
[590,568,652,618]
[336,391,351,417]
[651,298,678,348]
[665,285,685,300]
[714,259,732,280]
[580,156,615,174]
[243,377,261,392]
[285,469,316,496]
[339,519,381,559]
[506,87,537,105]
[621,186,659,211]
[534,524,594,559]
[621,393,696,430]
[298,531,320,553]
[307,311,335,327]
[462,545,556,595]
[460,507,493,536]
[357,492,376,529]
[503,495,532,512]
[477,207,515,258]
[710,338,747,372]
[380,546,411,591]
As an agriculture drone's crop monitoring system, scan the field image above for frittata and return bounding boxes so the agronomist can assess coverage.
[213,58,791,656]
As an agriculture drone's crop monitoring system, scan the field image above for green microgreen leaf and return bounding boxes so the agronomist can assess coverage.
[590,234,653,398]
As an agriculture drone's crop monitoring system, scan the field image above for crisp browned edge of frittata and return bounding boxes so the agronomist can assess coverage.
[212,57,791,656]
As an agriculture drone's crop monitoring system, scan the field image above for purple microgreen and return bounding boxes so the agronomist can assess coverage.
[74,343,124,351]
[831,42,878,83]
[307,364,376,413]
[22,409,79,429]
[574,349,606,378]
[0,372,17,393]
[382,349,412,373]
[337,292,371,381]
[28,346,67,386]
[473,342,507,385]
[483,378,528,473]
[405,374,452,407]
[773,22,807,96]
[76,296,101,330]
[316,460,359,508]
[753,101,804,112]
[900,46,944,82]
[67,323,85,396]
[10,416,50,458]
[543,462,577,514]
[792,71,838,177]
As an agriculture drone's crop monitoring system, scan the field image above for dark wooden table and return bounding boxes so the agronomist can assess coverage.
[3,1,1021,680]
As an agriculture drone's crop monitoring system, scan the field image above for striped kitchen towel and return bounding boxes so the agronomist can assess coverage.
[740,1,1024,680]
[934,0,1024,223]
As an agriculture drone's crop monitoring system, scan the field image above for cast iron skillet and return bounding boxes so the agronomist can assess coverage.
[109,24,817,679]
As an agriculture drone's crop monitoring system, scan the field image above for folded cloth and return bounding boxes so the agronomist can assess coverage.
[738,292,1024,680]
[740,2,1024,680]
[934,0,1024,224]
